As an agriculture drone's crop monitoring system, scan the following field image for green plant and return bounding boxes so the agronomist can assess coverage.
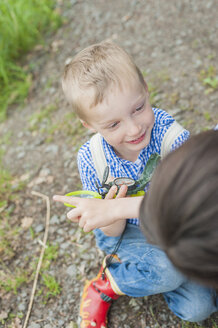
[29,226,36,239]
[43,243,59,265]
[0,156,26,263]
[204,111,211,121]
[211,320,218,328]
[148,305,160,327]
[31,242,59,272]
[0,231,15,260]
[181,323,205,328]
[0,168,12,209]
[0,0,62,119]
[28,103,58,131]
[0,165,25,211]
[203,77,218,89]
[147,82,161,107]
[199,65,218,94]
[157,69,170,82]
[0,72,31,121]
[47,112,86,143]
[181,119,194,129]
[0,268,28,294]
[0,131,12,147]
[41,274,61,299]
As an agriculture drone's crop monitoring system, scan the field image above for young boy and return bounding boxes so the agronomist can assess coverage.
[54,130,218,291]
[54,42,217,327]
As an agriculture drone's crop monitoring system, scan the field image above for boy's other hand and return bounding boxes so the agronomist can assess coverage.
[53,185,128,232]
[105,184,128,199]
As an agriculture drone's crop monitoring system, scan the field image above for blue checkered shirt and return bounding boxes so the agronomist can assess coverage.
[77,108,190,226]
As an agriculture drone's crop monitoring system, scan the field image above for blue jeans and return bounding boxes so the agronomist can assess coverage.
[94,223,217,322]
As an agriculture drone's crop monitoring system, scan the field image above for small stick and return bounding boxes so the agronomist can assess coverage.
[22,191,50,328]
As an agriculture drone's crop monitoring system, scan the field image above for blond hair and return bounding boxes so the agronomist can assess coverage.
[62,41,145,120]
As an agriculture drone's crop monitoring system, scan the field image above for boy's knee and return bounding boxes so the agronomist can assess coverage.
[138,253,184,291]
[165,292,216,322]
[178,304,213,322]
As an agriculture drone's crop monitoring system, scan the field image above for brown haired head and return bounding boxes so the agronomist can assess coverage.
[140,130,218,288]
[62,41,145,121]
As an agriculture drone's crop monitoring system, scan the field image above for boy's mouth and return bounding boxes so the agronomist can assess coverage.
[127,132,146,144]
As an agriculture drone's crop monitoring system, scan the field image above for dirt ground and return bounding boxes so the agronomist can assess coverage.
[0,0,218,327]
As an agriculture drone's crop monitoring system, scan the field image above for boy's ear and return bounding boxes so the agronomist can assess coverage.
[80,119,96,133]
[143,80,149,93]
[80,119,89,128]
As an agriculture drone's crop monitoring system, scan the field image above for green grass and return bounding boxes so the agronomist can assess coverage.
[0,160,25,213]
[147,82,162,107]
[0,0,62,120]
[41,243,59,270]
[199,65,218,94]
[31,243,61,302]
[28,103,59,131]
[0,161,25,211]
[30,110,87,143]
[0,147,27,284]
[0,268,28,294]
[30,242,59,273]
[204,111,212,122]
[0,165,25,262]
[203,77,218,90]
[0,146,60,298]
[42,273,61,299]
[0,168,13,209]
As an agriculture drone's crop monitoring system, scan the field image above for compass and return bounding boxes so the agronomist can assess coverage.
[95,153,161,197]
[114,177,136,189]
[64,153,161,207]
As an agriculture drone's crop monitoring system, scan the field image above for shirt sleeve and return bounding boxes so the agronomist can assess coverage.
[152,108,190,153]
[152,108,175,153]
[171,129,190,151]
[77,141,100,192]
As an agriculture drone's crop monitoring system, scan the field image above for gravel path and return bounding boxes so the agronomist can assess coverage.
[0,1,217,327]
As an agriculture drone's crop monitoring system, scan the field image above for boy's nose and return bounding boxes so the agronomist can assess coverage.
[126,120,141,137]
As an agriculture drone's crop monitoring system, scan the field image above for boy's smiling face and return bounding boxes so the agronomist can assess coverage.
[82,81,155,162]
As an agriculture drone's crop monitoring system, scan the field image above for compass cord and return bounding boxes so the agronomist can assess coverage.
[101,227,126,279]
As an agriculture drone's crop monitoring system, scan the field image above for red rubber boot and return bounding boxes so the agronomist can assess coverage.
[79,255,124,328]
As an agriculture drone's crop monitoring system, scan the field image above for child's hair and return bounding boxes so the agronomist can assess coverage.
[62,41,145,121]
[139,130,218,288]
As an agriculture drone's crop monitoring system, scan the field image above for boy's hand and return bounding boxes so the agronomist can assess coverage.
[53,185,128,232]
[105,184,127,199]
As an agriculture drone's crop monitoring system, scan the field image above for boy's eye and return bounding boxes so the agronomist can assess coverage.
[135,103,144,112]
[109,122,119,129]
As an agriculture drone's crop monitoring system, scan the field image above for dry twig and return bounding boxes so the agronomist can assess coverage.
[22,191,50,328]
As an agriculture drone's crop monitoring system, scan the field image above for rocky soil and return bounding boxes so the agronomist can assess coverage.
[0,0,217,327]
